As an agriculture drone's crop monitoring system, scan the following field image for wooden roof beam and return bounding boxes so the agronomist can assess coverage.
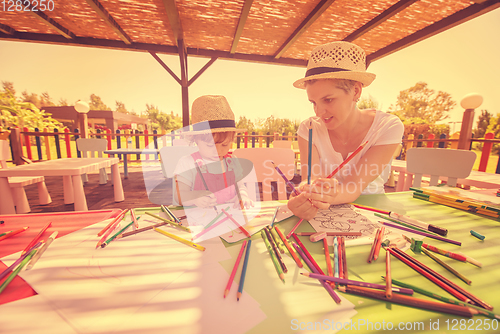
[230,0,254,54]
[343,0,420,42]
[273,0,336,59]
[0,23,15,35]
[188,57,218,86]
[149,51,181,85]
[161,0,185,48]
[85,0,133,44]
[29,10,76,39]
[367,0,500,63]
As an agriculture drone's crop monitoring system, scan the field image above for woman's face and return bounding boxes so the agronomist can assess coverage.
[196,136,232,161]
[306,79,359,130]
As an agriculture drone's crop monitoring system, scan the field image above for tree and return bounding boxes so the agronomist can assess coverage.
[475,110,492,139]
[40,92,55,107]
[388,82,455,123]
[236,116,255,133]
[89,94,111,110]
[358,95,379,110]
[115,101,128,114]
[143,104,182,132]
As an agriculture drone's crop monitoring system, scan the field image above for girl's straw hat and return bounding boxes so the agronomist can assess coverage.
[293,41,376,89]
[189,95,245,133]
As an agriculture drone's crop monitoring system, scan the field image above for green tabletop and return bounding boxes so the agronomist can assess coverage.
[220,192,500,334]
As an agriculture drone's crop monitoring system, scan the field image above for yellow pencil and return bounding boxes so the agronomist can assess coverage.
[154,228,205,251]
[145,212,191,232]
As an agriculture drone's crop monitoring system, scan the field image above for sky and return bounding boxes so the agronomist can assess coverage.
[0,7,499,133]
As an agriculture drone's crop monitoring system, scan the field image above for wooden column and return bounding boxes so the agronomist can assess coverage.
[457,109,474,150]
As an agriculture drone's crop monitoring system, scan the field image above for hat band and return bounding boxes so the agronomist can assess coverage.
[192,119,236,131]
[305,67,350,77]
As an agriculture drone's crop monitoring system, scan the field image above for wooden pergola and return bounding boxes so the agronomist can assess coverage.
[1,0,499,128]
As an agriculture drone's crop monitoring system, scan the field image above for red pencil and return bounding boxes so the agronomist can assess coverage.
[326,140,368,179]
[22,222,51,255]
[372,226,385,261]
[221,209,251,238]
[324,238,333,277]
[0,227,29,242]
[292,233,324,274]
[97,209,128,236]
[224,240,247,298]
[367,228,381,263]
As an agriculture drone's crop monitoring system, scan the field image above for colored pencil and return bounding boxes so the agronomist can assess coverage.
[26,231,58,270]
[101,221,135,248]
[0,226,28,242]
[274,226,302,268]
[333,236,339,278]
[0,230,11,238]
[402,235,467,262]
[270,226,286,254]
[326,140,368,179]
[0,241,42,281]
[391,247,492,310]
[261,230,285,283]
[224,240,247,298]
[22,222,51,256]
[293,242,342,304]
[459,253,482,268]
[339,285,475,318]
[351,203,390,215]
[154,228,206,251]
[264,227,287,273]
[272,162,300,196]
[203,210,227,230]
[389,211,448,236]
[422,248,471,285]
[324,238,333,277]
[380,221,461,246]
[376,213,433,235]
[192,216,231,241]
[301,272,414,295]
[161,205,182,225]
[97,209,128,236]
[97,217,123,248]
[291,233,323,274]
[372,226,385,261]
[286,218,304,239]
[0,249,37,295]
[413,192,499,218]
[385,277,500,320]
[296,231,362,237]
[385,248,392,299]
[337,236,343,279]
[367,228,380,263]
[130,209,139,229]
[174,175,182,205]
[145,212,191,232]
[270,206,279,228]
[120,221,170,238]
[237,240,252,301]
[340,237,348,279]
[221,208,251,238]
[307,120,312,184]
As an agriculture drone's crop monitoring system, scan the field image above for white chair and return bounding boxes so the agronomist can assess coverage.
[273,140,292,149]
[406,147,476,188]
[0,139,52,213]
[159,145,199,205]
[233,148,295,201]
[76,138,109,184]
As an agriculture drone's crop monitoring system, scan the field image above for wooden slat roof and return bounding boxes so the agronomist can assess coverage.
[1,0,499,67]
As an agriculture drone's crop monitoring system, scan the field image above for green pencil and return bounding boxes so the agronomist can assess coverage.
[101,221,135,248]
[261,230,285,283]
[383,276,500,320]
[421,248,471,285]
[145,211,191,232]
[0,249,36,294]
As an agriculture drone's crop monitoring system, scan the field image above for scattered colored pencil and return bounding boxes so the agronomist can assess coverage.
[98,209,128,236]
[120,220,171,238]
[367,228,381,263]
[101,221,135,248]
[389,211,448,236]
[351,203,390,215]
[380,221,461,246]
[270,206,279,228]
[97,218,123,248]
[326,140,368,179]
[274,226,302,268]
[402,235,467,262]
[324,238,333,277]
[340,237,348,279]
[0,226,28,242]
[0,241,42,281]
[221,209,251,238]
[130,209,139,229]
[421,248,471,285]
[286,218,304,239]
[376,213,433,235]
[26,231,58,270]
[269,226,286,254]
[264,227,287,273]
[292,233,323,274]
[385,248,392,299]
[333,236,339,278]
[145,212,191,232]
[154,228,205,251]
[161,205,182,225]
[0,249,37,295]
[261,230,285,283]
[22,222,51,256]
[296,231,362,237]
[237,240,252,301]
[224,240,247,298]
[372,226,385,261]
[192,216,231,241]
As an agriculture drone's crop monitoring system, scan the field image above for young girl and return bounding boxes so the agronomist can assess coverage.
[173,95,254,210]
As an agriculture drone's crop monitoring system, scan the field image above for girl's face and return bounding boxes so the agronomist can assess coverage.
[196,136,232,161]
[306,79,360,130]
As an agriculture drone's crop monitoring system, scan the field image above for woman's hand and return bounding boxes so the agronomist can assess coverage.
[287,192,318,221]
[300,178,339,210]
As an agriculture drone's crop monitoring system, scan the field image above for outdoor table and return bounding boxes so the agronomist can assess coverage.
[0,158,124,214]
[104,148,159,178]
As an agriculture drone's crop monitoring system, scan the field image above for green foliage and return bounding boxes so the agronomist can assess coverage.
[89,94,111,110]
[389,82,455,123]
[475,110,492,139]
[0,87,65,130]
[236,116,256,133]
[115,101,128,114]
[358,95,379,110]
[144,104,182,132]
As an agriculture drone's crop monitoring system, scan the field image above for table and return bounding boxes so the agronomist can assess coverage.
[0,158,124,214]
[392,159,500,191]
[104,148,159,178]
[1,194,500,333]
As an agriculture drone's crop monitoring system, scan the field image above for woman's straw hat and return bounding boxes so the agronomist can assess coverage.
[293,41,376,89]
[189,95,245,133]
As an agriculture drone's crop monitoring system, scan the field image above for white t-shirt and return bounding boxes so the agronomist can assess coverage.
[297,110,404,194]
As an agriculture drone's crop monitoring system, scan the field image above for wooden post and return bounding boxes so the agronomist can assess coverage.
[457,109,474,150]
[78,113,89,139]
[9,127,24,165]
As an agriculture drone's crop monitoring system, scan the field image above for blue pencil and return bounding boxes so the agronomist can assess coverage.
[237,239,252,301]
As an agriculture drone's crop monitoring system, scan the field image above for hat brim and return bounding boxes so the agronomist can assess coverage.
[293,71,376,89]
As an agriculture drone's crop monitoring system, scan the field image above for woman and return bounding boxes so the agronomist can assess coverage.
[288,41,404,221]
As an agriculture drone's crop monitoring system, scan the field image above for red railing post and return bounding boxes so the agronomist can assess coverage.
[426,134,435,148]
[64,128,72,158]
[244,132,248,148]
[478,132,494,172]
[23,127,32,160]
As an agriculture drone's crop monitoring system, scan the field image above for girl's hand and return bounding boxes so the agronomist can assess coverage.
[287,191,318,221]
[192,193,217,208]
[232,195,254,209]
[302,178,339,209]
